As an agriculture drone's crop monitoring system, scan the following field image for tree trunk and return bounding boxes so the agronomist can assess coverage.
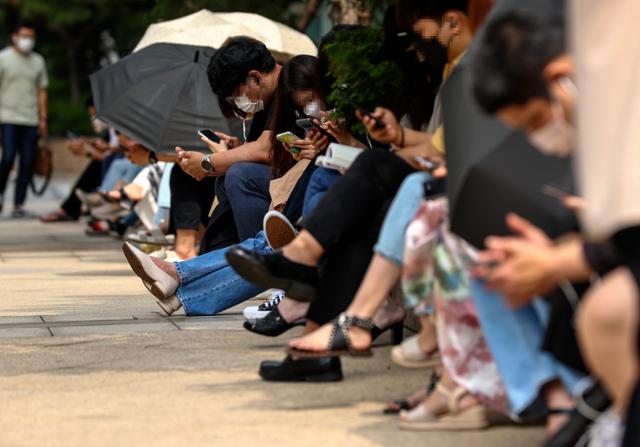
[328,0,372,25]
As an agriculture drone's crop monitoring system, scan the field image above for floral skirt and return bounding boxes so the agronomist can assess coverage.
[402,198,508,413]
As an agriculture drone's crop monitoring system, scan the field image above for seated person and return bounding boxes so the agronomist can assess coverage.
[176,37,282,252]
[40,98,120,222]
[121,55,329,316]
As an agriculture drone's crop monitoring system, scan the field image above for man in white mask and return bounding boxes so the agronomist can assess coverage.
[175,36,285,254]
[0,21,48,217]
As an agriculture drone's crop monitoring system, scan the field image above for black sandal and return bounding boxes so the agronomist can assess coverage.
[288,313,376,358]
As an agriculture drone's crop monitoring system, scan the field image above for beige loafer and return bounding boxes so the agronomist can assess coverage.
[123,241,178,299]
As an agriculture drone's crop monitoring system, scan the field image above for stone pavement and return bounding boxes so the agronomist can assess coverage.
[0,177,545,447]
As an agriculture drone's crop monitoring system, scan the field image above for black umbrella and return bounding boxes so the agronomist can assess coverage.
[90,43,229,154]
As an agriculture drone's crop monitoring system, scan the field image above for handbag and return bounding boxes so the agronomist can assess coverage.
[30,140,53,196]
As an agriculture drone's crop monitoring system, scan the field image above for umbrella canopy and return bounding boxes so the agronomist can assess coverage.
[90,42,229,154]
[135,9,317,63]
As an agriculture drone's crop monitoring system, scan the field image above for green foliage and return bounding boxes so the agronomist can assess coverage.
[323,26,403,135]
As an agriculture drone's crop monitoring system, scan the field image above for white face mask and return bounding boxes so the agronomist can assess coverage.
[303,100,323,119]
[91,117,108,134]
[528,102,575,157]
[15,36,35,54]
[233,95,264,117]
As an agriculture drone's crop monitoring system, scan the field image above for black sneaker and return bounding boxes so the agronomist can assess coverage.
[225,247,319,302]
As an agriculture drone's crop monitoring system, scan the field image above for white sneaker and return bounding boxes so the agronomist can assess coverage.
[243,289,285,321]
[263,210,297,250]
[587,409,623,447]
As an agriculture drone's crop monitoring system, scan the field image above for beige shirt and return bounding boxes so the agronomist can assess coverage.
[571,0,640,241]
[0,47,48,126]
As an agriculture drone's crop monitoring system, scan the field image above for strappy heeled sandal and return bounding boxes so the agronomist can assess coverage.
[288,313,376,358]
[399,383,489,431]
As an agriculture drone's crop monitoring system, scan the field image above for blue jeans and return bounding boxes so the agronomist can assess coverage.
[470,280,584,416]
[175,231,270,315]
[0,123,39,207]
[302,167,341,216]
[100,157,142,192]
[374,171,432,265]
[224,162,272,240]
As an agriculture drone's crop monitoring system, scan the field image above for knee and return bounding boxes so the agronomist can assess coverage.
[577,268,638,335]
[224,162,253,190]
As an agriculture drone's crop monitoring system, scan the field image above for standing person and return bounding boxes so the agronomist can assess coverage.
[0,22,48,217]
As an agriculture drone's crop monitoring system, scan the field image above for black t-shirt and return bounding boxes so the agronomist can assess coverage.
[245,97,274,142]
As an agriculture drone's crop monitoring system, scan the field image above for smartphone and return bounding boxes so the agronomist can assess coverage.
[356,106,385,130]
[541,183,575,201]
[295,118,337,143]
[415,156,440,171]
[198,128,221,144]
[276,131,300,145]
[337,93,385,129]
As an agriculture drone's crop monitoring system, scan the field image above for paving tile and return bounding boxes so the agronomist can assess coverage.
[172,317,246,331]
[42,314,138,323]
[49,321,178,336]
[0,316,43,324]
[0,327,51,339]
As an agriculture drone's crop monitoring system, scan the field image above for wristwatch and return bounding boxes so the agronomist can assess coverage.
[201,154,214,173]
[148,150,158,164]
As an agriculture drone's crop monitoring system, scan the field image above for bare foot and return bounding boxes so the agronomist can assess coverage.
[278,297,310,323]
[150,257,179,283]
[288,323,372,352]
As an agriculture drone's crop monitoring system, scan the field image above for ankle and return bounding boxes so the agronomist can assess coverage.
[278,298,309,323]
[282,233,322,266]
[151,257,179,282]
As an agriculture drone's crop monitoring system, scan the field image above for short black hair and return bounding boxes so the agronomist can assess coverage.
[471,11,565,114]
[207,36,276,111]
[14,21,36,33]
[84,97,94,109]
[396,0,470,29]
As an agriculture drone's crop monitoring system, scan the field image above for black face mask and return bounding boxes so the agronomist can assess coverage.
[415,36,449,69]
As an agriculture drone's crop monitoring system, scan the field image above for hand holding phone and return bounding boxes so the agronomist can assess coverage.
[198,128,221,144]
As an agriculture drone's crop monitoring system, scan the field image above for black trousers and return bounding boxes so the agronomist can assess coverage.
[307,200,391,325]
[169,166,217,231]
[304,148,415,249]
[302,149,415,324]
[61,159,103,219]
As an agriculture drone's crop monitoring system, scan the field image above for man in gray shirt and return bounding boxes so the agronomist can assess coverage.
[0,21,48,217]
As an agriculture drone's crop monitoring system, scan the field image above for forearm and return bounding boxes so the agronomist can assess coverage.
[399,128,432,148]
[209,139,270,175]
[549,238,594,283]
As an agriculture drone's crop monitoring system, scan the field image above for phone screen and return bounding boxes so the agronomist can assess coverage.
[277,132,299,145]
[198,128,221,144]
